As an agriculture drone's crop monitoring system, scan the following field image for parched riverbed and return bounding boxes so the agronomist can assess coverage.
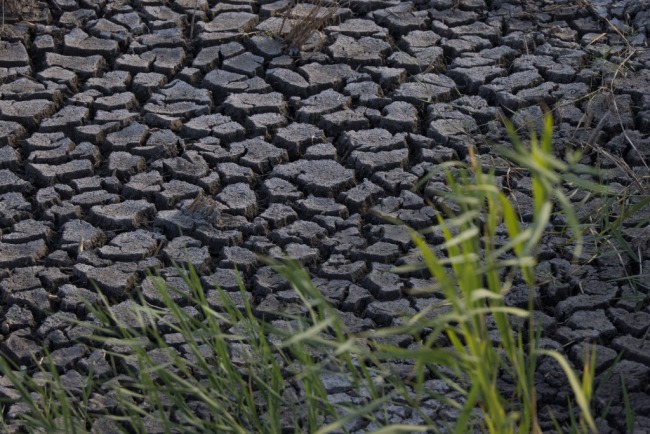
[0,0,649,431]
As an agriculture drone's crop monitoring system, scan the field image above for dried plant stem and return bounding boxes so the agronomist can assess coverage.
[282,0,338,50]
[189,0,199,40]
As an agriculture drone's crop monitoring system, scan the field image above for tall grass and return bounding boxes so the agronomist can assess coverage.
[377,112,607,433]
[0,113,609,432]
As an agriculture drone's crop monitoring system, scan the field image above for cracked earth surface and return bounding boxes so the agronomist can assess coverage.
[1,0,650,431]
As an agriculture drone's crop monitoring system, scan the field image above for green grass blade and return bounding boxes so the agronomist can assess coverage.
[534,349,596,432]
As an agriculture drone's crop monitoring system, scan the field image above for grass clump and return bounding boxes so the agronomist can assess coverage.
[279,0,339,51]
[390,112,607,433]
[1,0,20,23]
[1,0,37,26]
[0,112,610,432]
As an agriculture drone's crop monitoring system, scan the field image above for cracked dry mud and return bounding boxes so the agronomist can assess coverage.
[1,0,650,431]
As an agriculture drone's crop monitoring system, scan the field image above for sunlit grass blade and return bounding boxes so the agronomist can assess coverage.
[534,349,597,432]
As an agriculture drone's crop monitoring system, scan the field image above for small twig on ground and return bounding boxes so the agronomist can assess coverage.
[189,0,199,41]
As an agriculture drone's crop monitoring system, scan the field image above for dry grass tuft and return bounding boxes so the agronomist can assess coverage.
[1,0,38,26]
[280,0,339,51]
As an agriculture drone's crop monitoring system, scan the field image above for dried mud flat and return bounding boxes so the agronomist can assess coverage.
[1,0,650,431]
